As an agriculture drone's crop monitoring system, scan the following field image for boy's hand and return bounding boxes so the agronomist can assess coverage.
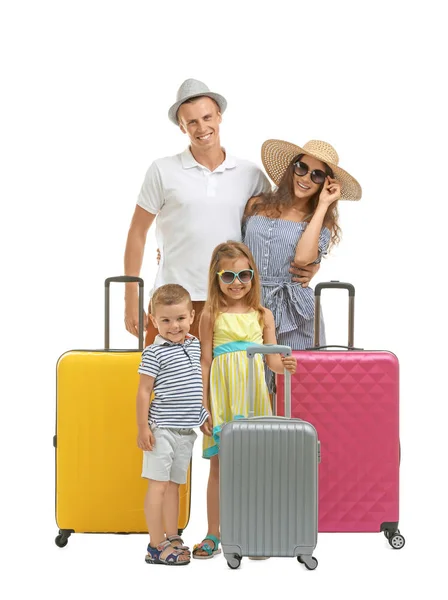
[281,356,297,375]
[137,425,155,451]
[200,414,213,437]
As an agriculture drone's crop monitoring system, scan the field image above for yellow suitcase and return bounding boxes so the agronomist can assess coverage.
[54,276,191,547]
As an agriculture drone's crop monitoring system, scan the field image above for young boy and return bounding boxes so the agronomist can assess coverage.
[136,284,209,566]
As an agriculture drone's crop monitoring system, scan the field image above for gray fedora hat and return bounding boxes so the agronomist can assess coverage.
[168,78,227,125]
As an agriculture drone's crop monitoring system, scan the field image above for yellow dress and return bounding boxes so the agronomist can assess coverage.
[202,311,272,458]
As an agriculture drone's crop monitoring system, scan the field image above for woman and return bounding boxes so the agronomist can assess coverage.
[243,139,362,377]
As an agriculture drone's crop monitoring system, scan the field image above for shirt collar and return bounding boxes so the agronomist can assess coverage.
[153,333,196,347]
[180,147,236,172]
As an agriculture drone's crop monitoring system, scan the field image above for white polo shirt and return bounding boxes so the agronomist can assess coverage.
[137,148,270,300]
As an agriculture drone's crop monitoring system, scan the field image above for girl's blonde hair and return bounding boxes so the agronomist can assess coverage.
[205,241,265,325]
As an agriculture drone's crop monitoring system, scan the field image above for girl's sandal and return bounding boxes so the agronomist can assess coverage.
[167,534,191,556]
[192,534,221,559]
[145,540,190,566]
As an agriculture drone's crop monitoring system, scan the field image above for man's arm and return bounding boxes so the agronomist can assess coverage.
[124,205,156,336]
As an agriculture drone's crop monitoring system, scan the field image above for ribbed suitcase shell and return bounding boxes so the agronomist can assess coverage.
[55,350,191,535]
[220,417,319,565]
[276,350,399,533]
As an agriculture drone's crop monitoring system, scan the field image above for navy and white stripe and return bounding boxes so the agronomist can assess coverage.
[244,214,330,352]
[138,335,208,428]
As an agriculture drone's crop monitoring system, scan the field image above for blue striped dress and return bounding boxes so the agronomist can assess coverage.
[243,215,330,360]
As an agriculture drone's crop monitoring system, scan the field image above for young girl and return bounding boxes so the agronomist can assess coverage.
[192,241,297,559]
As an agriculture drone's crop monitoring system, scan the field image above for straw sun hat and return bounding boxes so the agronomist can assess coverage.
[262,139,362,201]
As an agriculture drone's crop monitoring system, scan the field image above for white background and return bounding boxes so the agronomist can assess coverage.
[2,0,447,598]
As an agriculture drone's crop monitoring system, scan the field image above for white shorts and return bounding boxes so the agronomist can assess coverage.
[141,427,197,484]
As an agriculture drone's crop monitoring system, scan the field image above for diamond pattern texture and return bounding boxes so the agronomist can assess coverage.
[276,350,399,532]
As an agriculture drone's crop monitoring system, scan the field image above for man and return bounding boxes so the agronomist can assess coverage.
[124,79,316,344]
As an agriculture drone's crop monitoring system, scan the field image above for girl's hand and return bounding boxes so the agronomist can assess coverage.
[281,356,297,374]
[200,414,213,437]
[319,177,341,206]
[137,425,155,451]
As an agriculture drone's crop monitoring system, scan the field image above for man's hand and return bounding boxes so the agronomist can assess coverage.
[200,414,213,437]
[125,295,148,337]
[137,425,155,451]
[290,262,320,287]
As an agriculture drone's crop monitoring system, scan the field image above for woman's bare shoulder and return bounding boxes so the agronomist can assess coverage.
[244,195,266,218]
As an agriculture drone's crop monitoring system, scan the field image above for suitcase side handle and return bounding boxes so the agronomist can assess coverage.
[105,276,144,351]
[314,280,355,348]
[309,344,364,351]
[247,344,292,419]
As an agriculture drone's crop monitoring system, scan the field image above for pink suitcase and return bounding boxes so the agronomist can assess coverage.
[275,282,405,549]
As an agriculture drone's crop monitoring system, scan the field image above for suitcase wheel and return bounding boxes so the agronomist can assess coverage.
[55,530,71,548]
[297,555,318,570]
[388,532,405,550]
[384,528,405,550]
[55,534,68,548]
[226,555,242,570]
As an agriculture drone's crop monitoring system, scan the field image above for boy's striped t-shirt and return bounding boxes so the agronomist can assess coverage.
[138,334,208,428]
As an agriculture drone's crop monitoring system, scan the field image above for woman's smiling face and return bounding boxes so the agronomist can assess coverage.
[292,154,327,201]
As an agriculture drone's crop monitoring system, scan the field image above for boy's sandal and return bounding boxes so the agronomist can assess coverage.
[145,540,190,566]
[192,534,221,559]
[167,534,191,555]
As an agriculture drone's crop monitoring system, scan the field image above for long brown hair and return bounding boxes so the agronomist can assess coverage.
[246,153,341,249]
[205,241,265,326]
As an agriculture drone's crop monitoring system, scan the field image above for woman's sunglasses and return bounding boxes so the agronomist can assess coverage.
[217,269,254,284]
[293,160,327,185]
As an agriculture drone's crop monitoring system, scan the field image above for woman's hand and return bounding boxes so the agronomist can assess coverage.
[319,176,341,206]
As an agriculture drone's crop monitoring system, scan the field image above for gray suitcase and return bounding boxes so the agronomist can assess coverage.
[219,344,320,570]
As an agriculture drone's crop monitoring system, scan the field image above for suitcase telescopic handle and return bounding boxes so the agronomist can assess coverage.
[247,344,292,419]
[105,276,144,351]
[314,281,355,349]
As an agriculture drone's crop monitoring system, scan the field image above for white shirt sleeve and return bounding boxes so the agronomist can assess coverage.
[251,166,272,196]
[137,161,164,215]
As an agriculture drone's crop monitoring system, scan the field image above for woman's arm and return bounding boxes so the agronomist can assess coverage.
[262,309,297,374]
[294,177,340,267]
[199,308,214,434]
[293,205,328,266]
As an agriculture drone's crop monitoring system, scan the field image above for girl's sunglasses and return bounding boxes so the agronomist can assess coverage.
[217,269,254,284]
[293,160,327,185]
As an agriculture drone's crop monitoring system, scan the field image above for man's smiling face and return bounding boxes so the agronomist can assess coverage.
[177,96,222,151]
